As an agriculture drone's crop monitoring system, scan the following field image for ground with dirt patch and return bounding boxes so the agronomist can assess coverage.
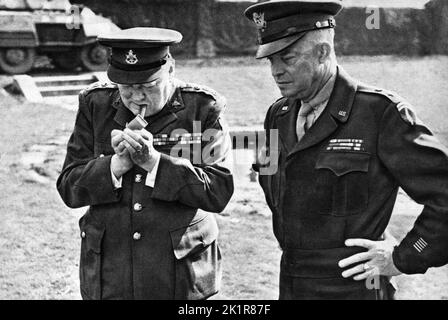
[0,56,447,300]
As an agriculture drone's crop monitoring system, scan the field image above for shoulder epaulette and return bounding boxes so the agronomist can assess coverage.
[358,84,405,104]
[358,84,418,125]
[180,82,222,102]
[81,81,117,96]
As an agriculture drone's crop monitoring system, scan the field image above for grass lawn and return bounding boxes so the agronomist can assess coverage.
[0,55,447,299]
[0,95,81,299]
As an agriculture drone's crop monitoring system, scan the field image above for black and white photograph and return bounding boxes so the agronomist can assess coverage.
[0,0,447,305]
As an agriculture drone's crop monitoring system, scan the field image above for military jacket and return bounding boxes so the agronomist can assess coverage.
[258,67,448,298]
[57,79,234,300]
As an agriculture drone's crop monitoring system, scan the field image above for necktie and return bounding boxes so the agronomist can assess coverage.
[296,102,315,142]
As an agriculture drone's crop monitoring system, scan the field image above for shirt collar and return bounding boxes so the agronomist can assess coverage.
[303,72,337,110]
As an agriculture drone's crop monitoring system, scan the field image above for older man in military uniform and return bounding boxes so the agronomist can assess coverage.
[245,1,448,299]
[56,27,234,300]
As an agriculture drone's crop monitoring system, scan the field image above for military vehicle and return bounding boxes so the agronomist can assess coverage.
[0,0,120,74]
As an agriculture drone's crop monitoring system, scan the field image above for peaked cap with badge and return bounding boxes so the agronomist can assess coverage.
[57,27,234,300]
[244,0,343,58]
[98,27,183,84]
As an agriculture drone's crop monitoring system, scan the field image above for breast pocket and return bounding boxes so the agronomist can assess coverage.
[312,151,370,217]
[170,214,221,300]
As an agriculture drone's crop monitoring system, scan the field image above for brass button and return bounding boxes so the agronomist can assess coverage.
[81,231,86,238]
[133,232,141,241]
[134,203,142,212]
[135,174,142,183]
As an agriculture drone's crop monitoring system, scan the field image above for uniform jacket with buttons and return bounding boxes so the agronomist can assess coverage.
[258,67,448,297]
[56,79,234,300]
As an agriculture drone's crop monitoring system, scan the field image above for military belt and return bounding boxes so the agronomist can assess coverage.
[281,246,367,279]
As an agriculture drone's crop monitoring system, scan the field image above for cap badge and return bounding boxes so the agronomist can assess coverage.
[253,12,266,31]
[125,50,138,65]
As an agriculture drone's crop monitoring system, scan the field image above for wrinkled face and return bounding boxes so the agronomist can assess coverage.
[118,62,173,117]
[267,40,320,101]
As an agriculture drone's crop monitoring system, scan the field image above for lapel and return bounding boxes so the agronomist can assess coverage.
[286,66,358,159]
[275,98,300,155]
[111,85,186,134]
[147,86,185,134]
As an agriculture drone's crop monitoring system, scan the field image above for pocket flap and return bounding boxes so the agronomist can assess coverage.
[170,214,219,260]
[316,152,371,176]
[79,215,105,254]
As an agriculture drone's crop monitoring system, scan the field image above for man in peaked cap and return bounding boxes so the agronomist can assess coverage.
[57,27,234,300]
[246,1,448,299]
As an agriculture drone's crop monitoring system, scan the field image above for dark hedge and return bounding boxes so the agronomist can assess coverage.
[73,0,447,56]
[74,0,202,55]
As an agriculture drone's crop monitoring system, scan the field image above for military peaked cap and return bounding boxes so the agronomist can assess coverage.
[98,27,182,84]
[244,0,343,58]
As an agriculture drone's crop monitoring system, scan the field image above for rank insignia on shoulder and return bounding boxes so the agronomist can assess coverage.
[327,139,365,152]
[182,83,220,101]
[82,81,117,96]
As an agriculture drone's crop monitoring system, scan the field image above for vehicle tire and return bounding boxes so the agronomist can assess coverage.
[80,44,109,71]
[52,51,81,71]
[0,47,36,74]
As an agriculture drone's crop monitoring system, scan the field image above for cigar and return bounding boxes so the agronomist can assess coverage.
[126,106,148,130]
[139,106,147,118]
